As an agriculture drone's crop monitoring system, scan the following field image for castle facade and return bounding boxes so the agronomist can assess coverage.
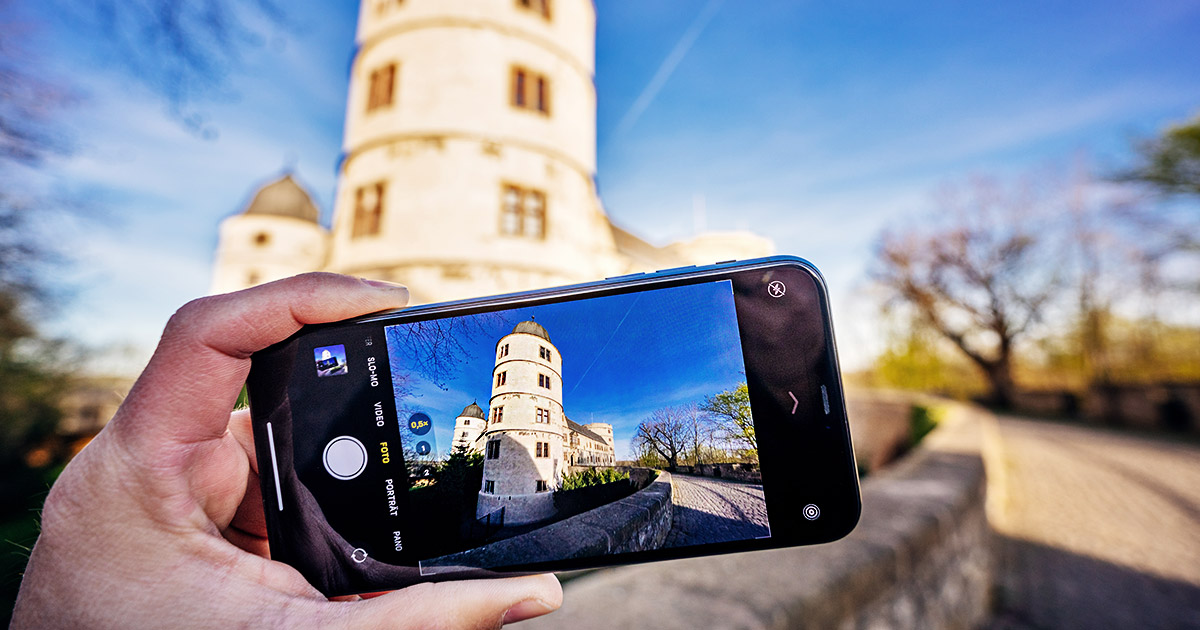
[210,0,771,305]
[450,320,614,526]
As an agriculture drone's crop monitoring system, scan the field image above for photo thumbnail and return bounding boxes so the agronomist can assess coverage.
[314,344,348,377]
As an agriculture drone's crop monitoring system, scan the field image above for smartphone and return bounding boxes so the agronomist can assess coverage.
[247,256,860,596]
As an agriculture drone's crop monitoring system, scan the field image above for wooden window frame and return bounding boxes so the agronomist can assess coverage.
[516,0,551,20]
[367,63,397,112]
[486,440,500,459]
[499,183,548,239]
[352,180,386,238]
[510,65,550,116]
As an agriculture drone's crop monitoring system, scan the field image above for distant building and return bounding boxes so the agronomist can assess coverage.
[449,320,614,526]
[210,0,772,303]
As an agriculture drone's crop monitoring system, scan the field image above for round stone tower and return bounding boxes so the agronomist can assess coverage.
[476,319,565,525]
[327,0,623,303]
[451,401,486,453]
[210,174,329,294]
[584,422,615,462]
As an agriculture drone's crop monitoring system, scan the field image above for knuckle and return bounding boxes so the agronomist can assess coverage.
[163,295,218,335]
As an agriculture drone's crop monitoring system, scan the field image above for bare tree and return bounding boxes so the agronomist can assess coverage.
[57,0,287,135]
[873,177,1059,408]
[633,407,694,471]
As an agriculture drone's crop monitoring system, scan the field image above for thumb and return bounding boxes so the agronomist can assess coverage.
[320,574,563,629]
[112,272,409,454]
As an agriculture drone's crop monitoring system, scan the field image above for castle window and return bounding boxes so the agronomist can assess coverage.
[539,346,552,361]
[492,406,504,423]
[536,441,549,458]
[484,480,495,493]
[498,343,509,359]
[253,232,270,247]
[535,407,549,423]
[367,63,396,112]
[500,184,547,239]
[352,181,385,238]
[510,66,550,115]
[460,431,467,438]
[373,0,404,17]
[536,480,549,492]
[536,75,549,113]
[486,440,500,459]
[463,419,470,426]
[496,371,507,387]
[516,0,551,20]
[538,374,551,389]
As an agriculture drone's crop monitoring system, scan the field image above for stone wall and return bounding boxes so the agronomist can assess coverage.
[425,472,672,570]
[846,389,921,473]
[1013,383,1200,434]
[672,463,761,483]
[518,405,993,630]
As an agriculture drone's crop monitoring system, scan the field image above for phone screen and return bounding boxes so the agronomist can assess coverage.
[250,261,858,595]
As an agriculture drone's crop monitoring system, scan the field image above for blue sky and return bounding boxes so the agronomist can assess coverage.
[384,281,747,461]
[13,0,1200,372]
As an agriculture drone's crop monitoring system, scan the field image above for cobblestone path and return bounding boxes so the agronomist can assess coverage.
[663,474,770,548]
[987,416,1200,630]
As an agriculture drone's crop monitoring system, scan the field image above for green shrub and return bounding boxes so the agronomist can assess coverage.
[560,467,628,491]
[908,404,942,447]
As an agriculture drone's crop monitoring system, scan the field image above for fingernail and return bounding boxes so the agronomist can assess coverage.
[502,599,554,625]
[362,278,407,290]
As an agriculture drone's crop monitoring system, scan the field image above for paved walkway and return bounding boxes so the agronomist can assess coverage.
[663,474,769,548]
[987,416,1200,630]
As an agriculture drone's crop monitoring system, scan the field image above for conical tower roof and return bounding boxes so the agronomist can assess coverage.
[243,174,319,223]
[458,402,486,420]
[512,320,550,342]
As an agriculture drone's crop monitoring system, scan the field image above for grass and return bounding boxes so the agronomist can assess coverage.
[0,464,62,626]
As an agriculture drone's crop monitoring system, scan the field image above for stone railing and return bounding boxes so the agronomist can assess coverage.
[427,472,672,570]
[518,404,993,630]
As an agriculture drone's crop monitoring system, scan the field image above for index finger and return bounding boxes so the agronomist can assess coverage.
[110,273,409,452]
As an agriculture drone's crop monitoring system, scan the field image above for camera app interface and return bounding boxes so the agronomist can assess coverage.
[286,279,772,576]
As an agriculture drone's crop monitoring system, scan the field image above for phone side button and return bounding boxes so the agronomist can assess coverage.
[604,272,646,280]
[654,265,696,274]
[266,422,284,512]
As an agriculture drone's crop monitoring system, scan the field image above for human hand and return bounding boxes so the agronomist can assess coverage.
[12,273,562,629]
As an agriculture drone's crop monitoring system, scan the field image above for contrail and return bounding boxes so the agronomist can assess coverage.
[568,294,642,397]
[612,0,725,139]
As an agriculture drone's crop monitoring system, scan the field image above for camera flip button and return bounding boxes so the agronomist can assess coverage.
[324,436,368,481]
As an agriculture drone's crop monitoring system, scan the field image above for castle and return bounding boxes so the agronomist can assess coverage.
[209,0,771,304]
[448,319,614,526]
